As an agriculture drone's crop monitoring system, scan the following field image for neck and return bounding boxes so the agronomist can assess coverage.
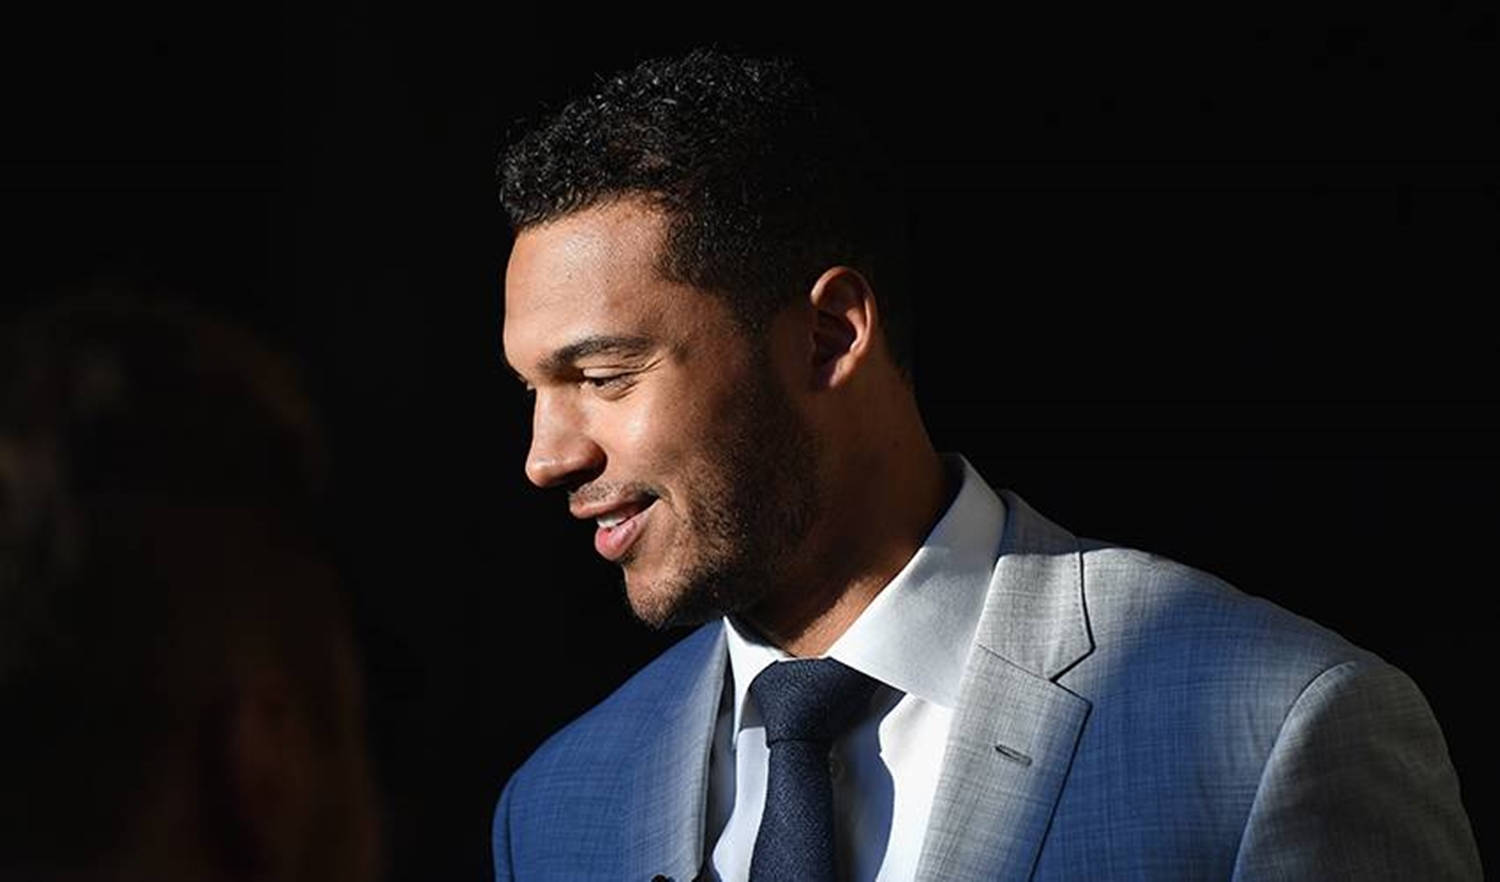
[744,422,953,658]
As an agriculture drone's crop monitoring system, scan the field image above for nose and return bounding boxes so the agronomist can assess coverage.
[524,391,604,489]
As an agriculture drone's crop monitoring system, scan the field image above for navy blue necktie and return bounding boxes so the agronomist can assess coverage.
[747,658,879,882]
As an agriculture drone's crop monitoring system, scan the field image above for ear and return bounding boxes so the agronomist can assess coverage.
[807,266,879,389]
[201,670,317,880]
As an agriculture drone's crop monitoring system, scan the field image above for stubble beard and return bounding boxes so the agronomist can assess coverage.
[624,361,820,630]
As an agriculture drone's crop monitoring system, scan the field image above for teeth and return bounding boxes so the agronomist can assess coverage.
[594,498,654,530]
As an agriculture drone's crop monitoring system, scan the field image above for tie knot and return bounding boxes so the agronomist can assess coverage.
[749,658,878,745]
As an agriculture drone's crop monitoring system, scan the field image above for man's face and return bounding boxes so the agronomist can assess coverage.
[502,199,819,628]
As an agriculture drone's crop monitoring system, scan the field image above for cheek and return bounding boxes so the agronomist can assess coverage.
[607,387,694,474]
[600,358,750,479]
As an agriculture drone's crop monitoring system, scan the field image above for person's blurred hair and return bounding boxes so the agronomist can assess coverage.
[0,292,376,881]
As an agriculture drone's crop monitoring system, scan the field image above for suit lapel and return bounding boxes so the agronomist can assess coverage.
[623,623,728,882]
[915,490,1095,882]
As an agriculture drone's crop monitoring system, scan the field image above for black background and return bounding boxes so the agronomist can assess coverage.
[6,5,1495,879]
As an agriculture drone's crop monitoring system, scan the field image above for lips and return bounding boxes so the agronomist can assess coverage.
[589,497,656,562]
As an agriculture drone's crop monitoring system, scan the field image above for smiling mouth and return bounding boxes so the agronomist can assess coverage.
[592,497,657,562]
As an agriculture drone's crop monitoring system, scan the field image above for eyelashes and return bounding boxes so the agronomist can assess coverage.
[582,374,637,396]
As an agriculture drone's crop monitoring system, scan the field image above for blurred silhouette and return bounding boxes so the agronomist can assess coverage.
[0,293,379,882]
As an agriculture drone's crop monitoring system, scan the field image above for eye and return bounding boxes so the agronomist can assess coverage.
[581,373,635,394]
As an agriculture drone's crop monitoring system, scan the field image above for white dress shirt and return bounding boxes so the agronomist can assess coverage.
[705,456,1007,881]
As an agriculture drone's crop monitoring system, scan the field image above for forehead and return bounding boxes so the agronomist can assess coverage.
[503,200,679,363]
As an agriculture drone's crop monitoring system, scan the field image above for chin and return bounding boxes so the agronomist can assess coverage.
[623,580,697,631]
[623,559,768,631]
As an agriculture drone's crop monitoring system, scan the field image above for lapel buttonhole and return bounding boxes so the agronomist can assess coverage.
[994,743,1034,766]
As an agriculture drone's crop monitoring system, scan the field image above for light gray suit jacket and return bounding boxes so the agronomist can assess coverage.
[493,490,1481,881]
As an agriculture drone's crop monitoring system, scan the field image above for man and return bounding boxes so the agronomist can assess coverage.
[0,297,380,882]
[492,51,1479,881]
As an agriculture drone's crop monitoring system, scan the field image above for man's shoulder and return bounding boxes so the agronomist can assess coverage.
[499,621,724,801]
[1072,540,1387,692]
[986,481,1375,678]
[493,623,725,878]
[1039,542,1480,879]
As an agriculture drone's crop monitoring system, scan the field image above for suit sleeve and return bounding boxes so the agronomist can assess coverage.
[1230,657,1481,881]
[493,776,517,882]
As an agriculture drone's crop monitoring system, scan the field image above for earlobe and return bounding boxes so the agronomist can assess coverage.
[807,267,877,389]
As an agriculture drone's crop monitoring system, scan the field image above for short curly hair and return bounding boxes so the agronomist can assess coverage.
[499,49,911,374]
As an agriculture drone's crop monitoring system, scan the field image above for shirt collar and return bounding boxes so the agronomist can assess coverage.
[722,454,1006,733]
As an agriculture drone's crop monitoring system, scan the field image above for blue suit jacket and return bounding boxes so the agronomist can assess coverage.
[493,490,1480,881]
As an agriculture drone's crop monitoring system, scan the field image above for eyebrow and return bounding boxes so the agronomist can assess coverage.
[524,334,657,380]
